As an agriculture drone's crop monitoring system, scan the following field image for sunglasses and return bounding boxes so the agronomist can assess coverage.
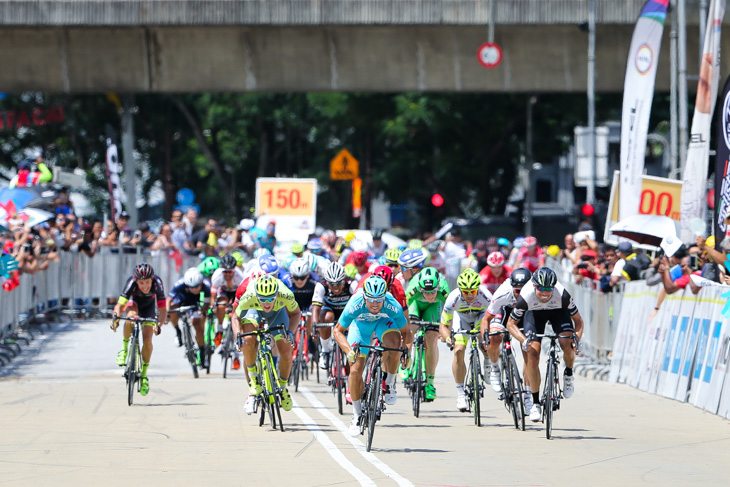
[461,289,478,296]
[293,276,308,282]
[364,296,385,304]
[257,295,276,303]
[327,281,344,287]
[223,270,234,274]
[422,289,438,296]
[536,286,554,292]
[386,263,399,268]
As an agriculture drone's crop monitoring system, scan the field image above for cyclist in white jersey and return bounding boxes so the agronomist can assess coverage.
[505,267,584,422]
[439,269,492,411]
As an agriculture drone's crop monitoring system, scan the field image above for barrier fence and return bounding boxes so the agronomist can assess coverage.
[0,251,194,346]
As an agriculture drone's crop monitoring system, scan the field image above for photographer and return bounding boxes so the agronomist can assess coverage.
[128,222,156,254]
[573,249,600,285]
[72,223,99,258]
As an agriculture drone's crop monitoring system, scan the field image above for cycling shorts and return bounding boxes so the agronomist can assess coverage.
[345,317,402,353]
[523,309,574,337]
[242,307,289,341]
[124,298,158,320]
[320,305,345,322]
[452,313,485,347]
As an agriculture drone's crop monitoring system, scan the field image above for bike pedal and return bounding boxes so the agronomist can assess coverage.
[497,393,505,400]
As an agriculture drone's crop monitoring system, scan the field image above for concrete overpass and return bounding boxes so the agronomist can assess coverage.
[0,1,718,93]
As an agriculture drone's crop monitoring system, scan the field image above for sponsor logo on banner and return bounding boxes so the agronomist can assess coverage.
[635,44,653,74]
[716,75,730,243]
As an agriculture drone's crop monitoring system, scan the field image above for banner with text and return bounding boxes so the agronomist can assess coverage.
[105,140,123,221]
[255,178,318,237]
[715,74,730,245]
[619,0,669,223]
[681,0,726,242]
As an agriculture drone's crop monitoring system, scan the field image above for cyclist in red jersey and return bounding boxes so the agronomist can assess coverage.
[356,265,407,310]
[478,251,513,295]
[513,236,545,273]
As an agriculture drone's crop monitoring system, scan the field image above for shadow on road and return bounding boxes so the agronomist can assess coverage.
[0,321,80,379]
[379,423,451,428]
[373,447,450,453]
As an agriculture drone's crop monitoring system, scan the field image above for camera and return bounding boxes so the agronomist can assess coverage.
[689,254,700,271]
[577,262,589,269]
[133,230,142,239]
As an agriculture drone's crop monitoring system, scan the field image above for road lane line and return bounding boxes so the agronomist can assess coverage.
[291,397,377,487]
[300,386,414,487]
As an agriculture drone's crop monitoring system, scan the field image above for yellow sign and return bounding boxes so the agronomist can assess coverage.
[608,173,683,221]
[256,178,317,217]
[330,149,359,180]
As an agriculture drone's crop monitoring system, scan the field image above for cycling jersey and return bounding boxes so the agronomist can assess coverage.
[405,273,450,321]
[118,275,166,319]
[356,272,407,310]
[478,265,513,295]
[338,291,407,348]
[234,278,299,316]
[516,247,545,273]
[509,281,578,335]
[169,278,211,307]
[441,285,492,328]
[486,280,519,316]
[291,275,318,310]
[210,267,245,295]
[312,278,358,313]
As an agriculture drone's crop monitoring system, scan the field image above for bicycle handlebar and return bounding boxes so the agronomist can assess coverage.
[410,320,440,327]
[314,323,335,329]
[354,343,408,355]
[169,304,199,314]
[238,324,287,338]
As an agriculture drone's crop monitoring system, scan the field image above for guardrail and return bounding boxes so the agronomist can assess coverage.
[0,251,193,364]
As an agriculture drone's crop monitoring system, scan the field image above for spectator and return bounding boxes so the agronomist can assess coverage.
[99,218,119,247]
[129,222,157,251]
[444,227,467,260]
[73,223,98,258]
[190,218,217,256]
[560,233,579,269]
[116,211,132,245]
[573,248,600,285]
[608,241,633,288]
[150,223,178,254]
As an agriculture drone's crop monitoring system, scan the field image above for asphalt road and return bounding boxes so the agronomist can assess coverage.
[1,318,730,486]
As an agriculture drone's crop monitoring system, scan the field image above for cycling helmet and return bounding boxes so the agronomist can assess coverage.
[363,275,388,299]
[510,268,532,288]
[398,248,428,269]
[220,254,237,270]
[487,251,506,267]
[546,245,561,257]
[197,256,219,276]
[384,247,403,264]
[258,254,280,275]
[408,238,423,249]
[524,236,538,247]
[324,262,347,284]
[321,230,336,246]
[183,267,204,288]
[290,242,305,254]
[230,250,245,267]
[255,275,279,297]
[532,267,557,289]
[373,265,394,287]
[345,231,357,243]
[133,262,154,280]
[513,237,526,248]
[456,268,481,291]
[497,237,510,247]
[351,251,368,266]
[416,267,439,292]
[372,228,383,240]
[247,268,267,280]
[344,263,358,279]
[289,258,310,279]
[253,248,271,259]
[350,238,368,252]
[307,238,323,252]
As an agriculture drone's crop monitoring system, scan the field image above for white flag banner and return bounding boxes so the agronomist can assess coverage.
[680,0,726,242]
[619,0,669,222]
[105,140,123,220]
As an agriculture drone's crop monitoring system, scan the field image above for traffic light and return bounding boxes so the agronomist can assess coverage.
[431,193,444,207]
[581,203,595,217]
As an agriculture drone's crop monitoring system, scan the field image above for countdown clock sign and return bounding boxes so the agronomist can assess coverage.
[477,42,503,69]
[255,178,318,232]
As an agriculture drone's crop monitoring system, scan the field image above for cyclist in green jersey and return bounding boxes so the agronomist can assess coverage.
[405,267,450,401]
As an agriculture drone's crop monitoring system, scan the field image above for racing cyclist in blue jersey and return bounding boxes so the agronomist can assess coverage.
[167,267,211,367]
[259,254,294,291]
[333,275,409,437]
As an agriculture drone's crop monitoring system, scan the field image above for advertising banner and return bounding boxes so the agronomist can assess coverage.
[105,140,123,221]
[714,74,730,245]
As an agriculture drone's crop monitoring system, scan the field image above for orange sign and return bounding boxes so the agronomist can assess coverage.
[330,149,359,180]
[352,177,362,218]
[256,179,317,217]
[609,173,683,222]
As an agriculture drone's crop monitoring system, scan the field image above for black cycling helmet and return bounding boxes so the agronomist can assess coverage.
[532,267,557,289]
[372,228,383,240]
[133,262,154,280]
[510,268,532,288]
[220,254,237,270]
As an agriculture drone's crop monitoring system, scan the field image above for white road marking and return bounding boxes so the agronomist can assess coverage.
[300,386,414,487]
[291,397,377,487]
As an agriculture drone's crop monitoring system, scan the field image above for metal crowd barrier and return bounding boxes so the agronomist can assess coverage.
[0,250,196,356]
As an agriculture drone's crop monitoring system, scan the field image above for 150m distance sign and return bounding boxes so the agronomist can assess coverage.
[255,178,317,231]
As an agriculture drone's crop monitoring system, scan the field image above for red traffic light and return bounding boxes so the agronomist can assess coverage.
[431,193,444,207]
[581,203,595,217]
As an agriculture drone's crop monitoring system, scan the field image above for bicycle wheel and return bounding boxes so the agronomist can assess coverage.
[366,364,382,452]
[471,349,481,426]
[508,353,526,431]
[412,345,423,418]
[126,333,138,406]
[504,356,519,429]
[183,321,199,379]
[544,363,554,439]
[222,332,233,379]
[335,349,344,415]
[266,353,283,431]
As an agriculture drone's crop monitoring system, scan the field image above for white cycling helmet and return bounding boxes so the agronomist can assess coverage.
[183,267,204,288]
[289,258,310,279]
[397,248,428,269]
[324,262,347,284]
[239,218,255,230]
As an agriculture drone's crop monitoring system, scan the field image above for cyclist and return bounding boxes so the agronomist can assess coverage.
[282,242,305,271]
[479,251,513,295]
[513,236,545,273]
[258,254,294,291]
[233,275,301,414]
[307,237,331,261]
[368,228,388,258]
[395,248,428,290]
[439,268,492,411]
[167,267,211,366]
[289,258,318,336]
[197,256,220,282]
[383,247,403,273]
[480,268,533,407]
[210,254,245,369]
[333,275,408,437]
[346,250,372,282]
[505,267,584,422]
[243,248,272,275]
[406,267,450,401]
[357,265,408,311]
[311,262,358,369]
[111,262,168,396]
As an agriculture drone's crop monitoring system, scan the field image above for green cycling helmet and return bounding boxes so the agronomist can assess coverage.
[290,242,305,254]
[197,256,220,277]
[457,268,481,291]
[230,250,245,267]
[344,263,358,279]
[408,238,423,249]
[417,267,439,292]
[384,247,402,264]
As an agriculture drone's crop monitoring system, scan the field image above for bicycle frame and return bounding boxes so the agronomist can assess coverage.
[535,332,577,440]
[170,304,201,378]
[112,315,158,406]
[407,320,439,417]
[454,328,484,426]
[315,323,348,414]
[489,329,525,431]
[291,311,312,392]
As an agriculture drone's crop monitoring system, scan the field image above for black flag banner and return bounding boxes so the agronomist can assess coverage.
[105,139,123,221]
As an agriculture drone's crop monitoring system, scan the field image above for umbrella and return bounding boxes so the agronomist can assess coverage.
[0,187,40,210]
[18,208,54,227]
[609,214,681,247]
